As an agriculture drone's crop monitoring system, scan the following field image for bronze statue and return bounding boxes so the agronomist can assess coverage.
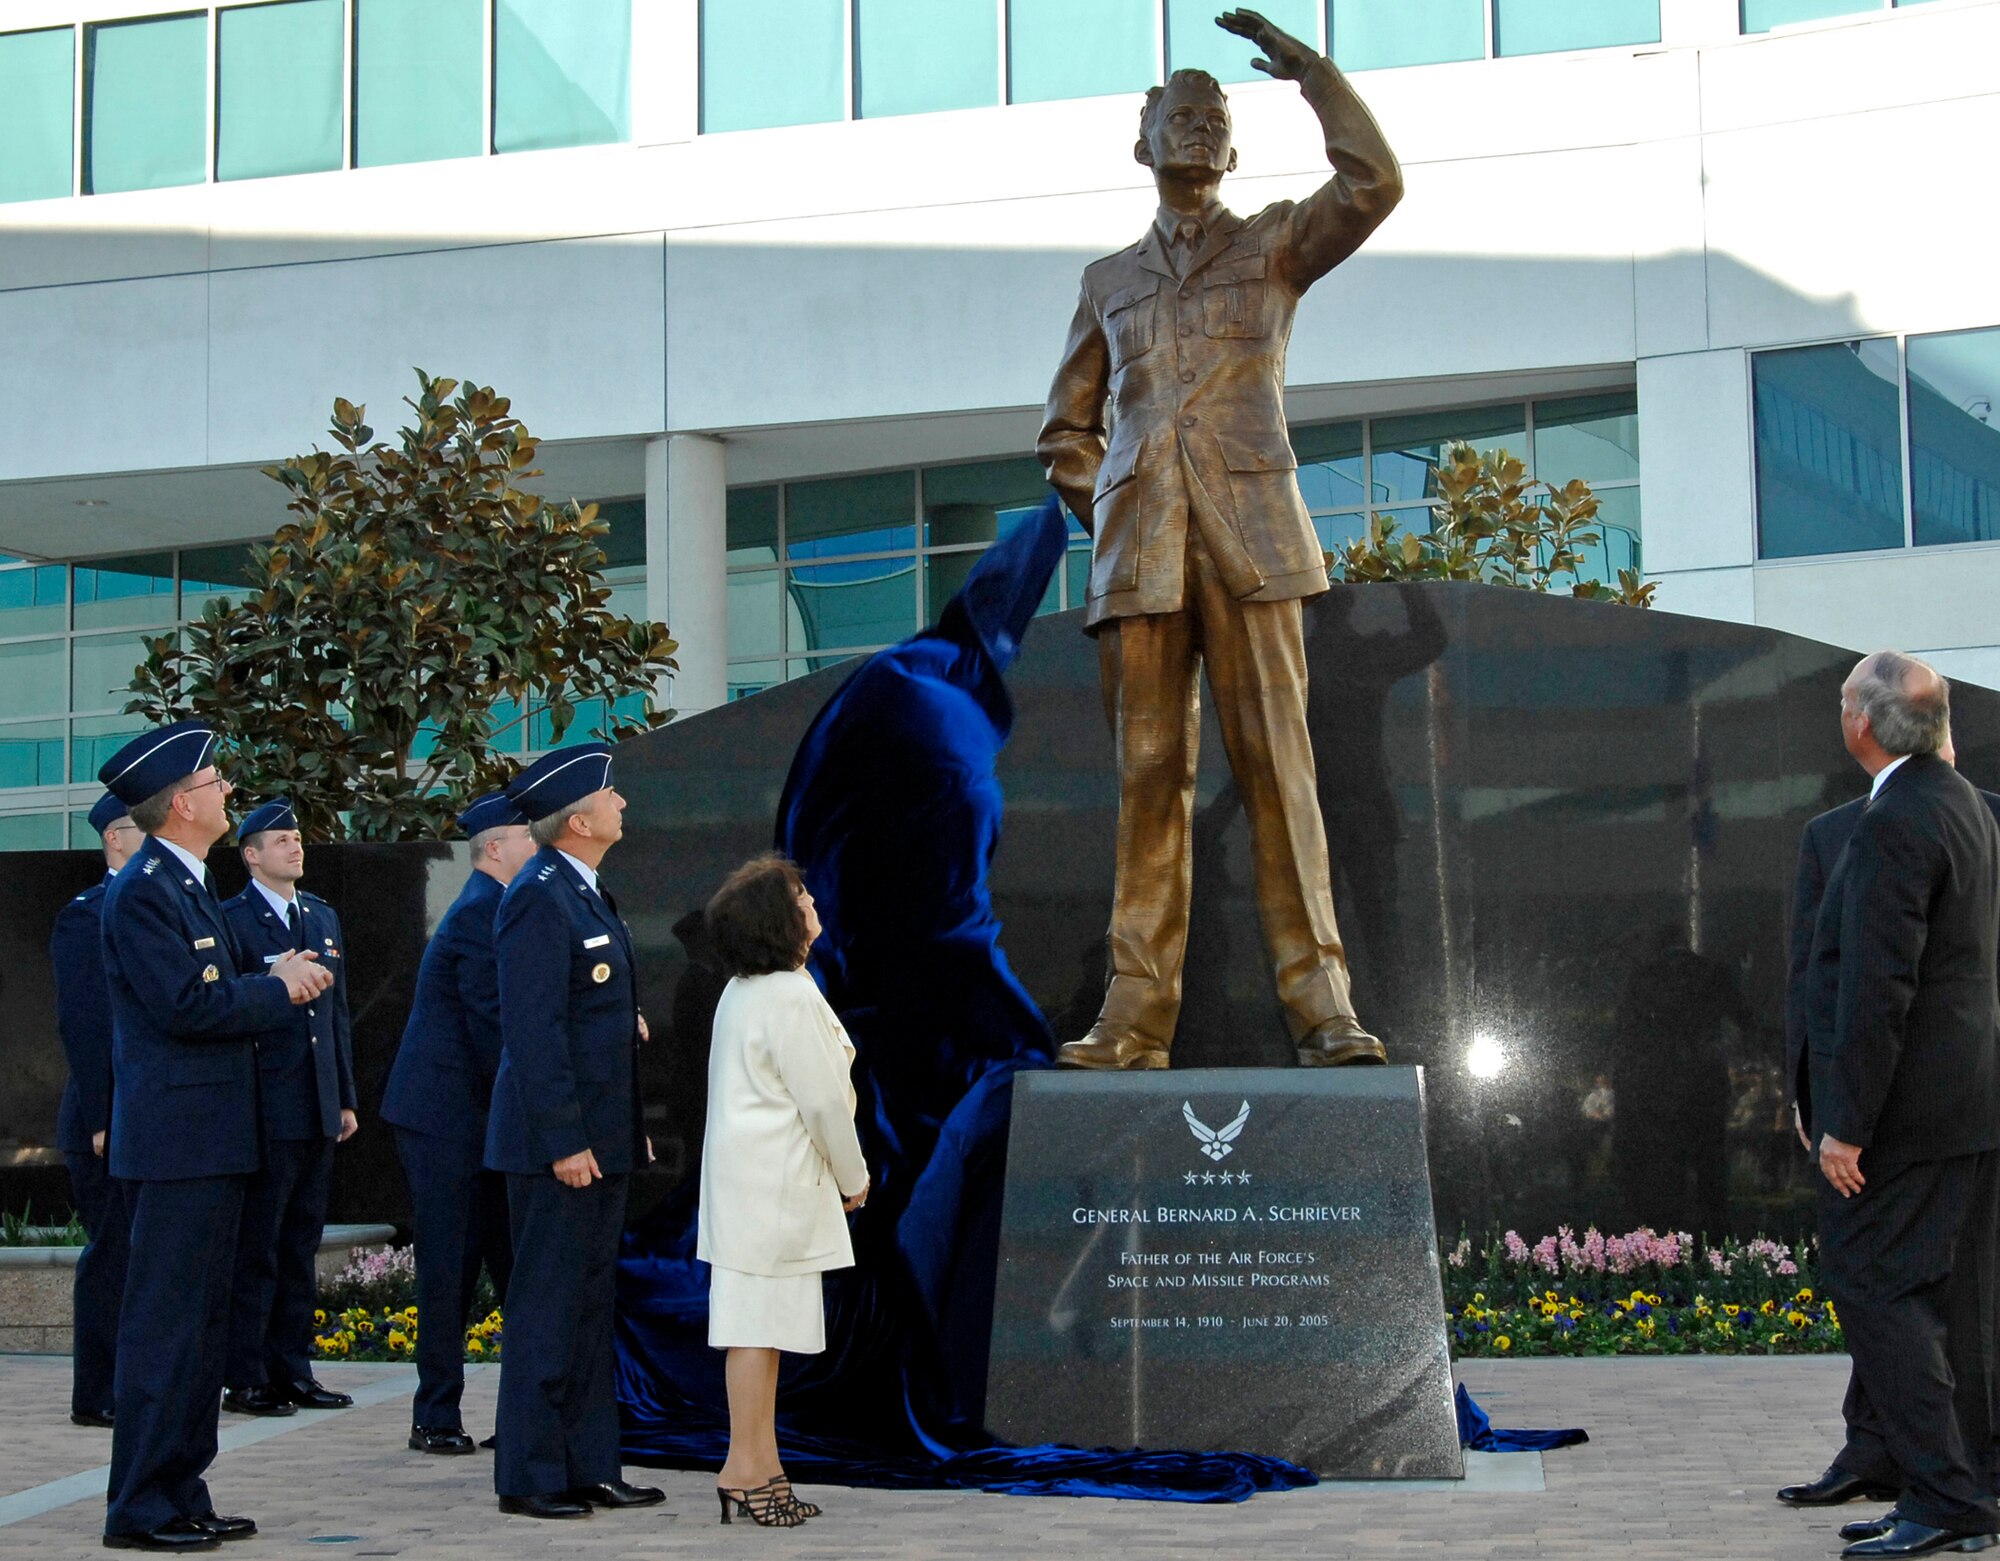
[1037,9,1403,1070]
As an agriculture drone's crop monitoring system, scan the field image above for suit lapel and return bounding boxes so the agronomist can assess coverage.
[1132,230,1176,283]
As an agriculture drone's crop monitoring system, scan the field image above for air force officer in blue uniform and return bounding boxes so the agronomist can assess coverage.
[220,799,359,1418]
[50,791,141,1428]
[382,790,534,1453]
[96,723,333,1553]
[485,744,661,1520]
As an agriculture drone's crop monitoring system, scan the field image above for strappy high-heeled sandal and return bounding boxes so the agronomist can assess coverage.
[768,1476,820,1518]
[716,1478,810,1526]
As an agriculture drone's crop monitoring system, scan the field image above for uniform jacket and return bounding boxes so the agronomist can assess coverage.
[1806,755,2000,1163]
[484,848,645,1176]
[51,878,112,1154]
[1785,797,1864,1139]
[1037,57,1401,630]
[382,868,505,1147]
[697,969,869,1278]
[221,886,356,1141]
[100,835,293,1181]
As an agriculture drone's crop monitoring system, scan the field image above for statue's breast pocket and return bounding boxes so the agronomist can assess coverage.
[1103,283,1158,362]
[1203,278,1269,339]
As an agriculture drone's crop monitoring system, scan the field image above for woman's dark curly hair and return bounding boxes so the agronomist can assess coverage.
[705,852,812,976]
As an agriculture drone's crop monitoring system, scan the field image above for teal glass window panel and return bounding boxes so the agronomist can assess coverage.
[1371,406,1527,505]
[1741,0,1875,31]
[72,633,157,713]
[700,0,842,133]
[354,0,484,168]
[922,457,1051,547]
[727,486,780,565]
[495,0,631,154]
[603,568,647,621]
[75,553,176,630]
[728,569,782,657]
[1753,339,1905,559]
[217,0,344,182]
[0,721,65,789]
[592,497,647,568]
[924,549,1059,623]
[786,470,916,559]
[1064,543,1092,609]
[1167,0,1320,80]
[72,812,109,849]
[1583,485,1642,580]
[1315,510,1374,556]
[1494,0,1659,55]
[0,566,68,637]
[179,543,261,618]
[1909,327,2000,548]
[728,661,781,701]
[1533,392,1640,485]
[1292,421,1365,513]
[1010,0,1155,104]
[0,813,64,850]
[528,693,644,750]
[84,14,208,196]
[488,697,527,754]
[1329,0,1484,71]
[73,713,147,778]
[0,641,65,719]
[788,558,915,651]
[0,28,76,204]
[858,0,998,119]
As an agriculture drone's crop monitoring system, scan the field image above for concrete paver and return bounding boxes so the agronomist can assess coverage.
[0,1352,1879,1558]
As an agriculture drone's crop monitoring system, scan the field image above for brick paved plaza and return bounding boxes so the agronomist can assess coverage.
[0,1353,1888,1558]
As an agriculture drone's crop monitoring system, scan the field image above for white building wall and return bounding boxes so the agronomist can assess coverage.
[0,0,1996,679]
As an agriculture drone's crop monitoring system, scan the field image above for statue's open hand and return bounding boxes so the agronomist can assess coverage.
[1217,9,1316,81]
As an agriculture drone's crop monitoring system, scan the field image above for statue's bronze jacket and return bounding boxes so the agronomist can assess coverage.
[1038,57,1403,631]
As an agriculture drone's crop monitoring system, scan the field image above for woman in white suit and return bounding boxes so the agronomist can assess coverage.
[698,853,869,1528]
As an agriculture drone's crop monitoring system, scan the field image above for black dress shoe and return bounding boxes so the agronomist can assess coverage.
[566,1480,666,1509]
[1843,1521,1999,1557]
[281,1377,354,1410]
[1780,1466,1901,1506]
[498,1494,592,1520]
[189,1514,256,1542]
[102,1517,220,1551]
[409,1425,476,1455]
[1846,1510,1906,1543]
[71,1409,114,1428]
[220,1386,295,1418]
[479,1434,497,1449]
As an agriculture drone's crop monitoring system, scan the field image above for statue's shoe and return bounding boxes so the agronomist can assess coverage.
[1297,1017,1388,1067]
[1057,1025,1170,1070]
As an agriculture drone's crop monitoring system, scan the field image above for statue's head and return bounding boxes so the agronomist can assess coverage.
[1135,69,1237,180]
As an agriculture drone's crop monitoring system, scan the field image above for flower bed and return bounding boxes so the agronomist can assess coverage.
[1445,1227,1837,1357]
[311,1244,503,1363]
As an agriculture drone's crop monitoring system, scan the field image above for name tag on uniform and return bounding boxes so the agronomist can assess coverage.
[263,954,283,965]
[193,937,216,949]
[583,934,611,949]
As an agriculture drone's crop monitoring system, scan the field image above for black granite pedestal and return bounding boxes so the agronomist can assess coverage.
[985,1066,1461,1478]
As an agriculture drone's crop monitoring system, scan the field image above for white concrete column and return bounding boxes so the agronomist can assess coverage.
[649,432,728,715]
[1661,0,1743,50]
[631,0,699,147]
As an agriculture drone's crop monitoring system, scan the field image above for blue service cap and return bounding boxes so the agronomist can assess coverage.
[458,790,528,836]
[97,720,219,807]
[505,743,615,821]
[86,792,130,835]
[236,798,298,841]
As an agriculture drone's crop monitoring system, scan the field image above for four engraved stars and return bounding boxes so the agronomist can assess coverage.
[1183,1169,1252,1186]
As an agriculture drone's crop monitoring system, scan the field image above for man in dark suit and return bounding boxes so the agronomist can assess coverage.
[96,723,332,1553]
[1782,735,2000,1533]
[485,744,660,1520]
[381,791,533,1454]
[50,791,141,1429]
[1800,654,2000,1559]
[219,799,358,1418]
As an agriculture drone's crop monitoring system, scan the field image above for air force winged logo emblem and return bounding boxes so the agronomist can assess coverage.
[1183,1100,1250,1162]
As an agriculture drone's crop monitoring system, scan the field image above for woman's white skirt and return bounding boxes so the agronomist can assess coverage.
[707,1264,827,1355]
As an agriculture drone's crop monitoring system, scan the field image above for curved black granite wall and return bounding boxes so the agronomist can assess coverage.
[3,582,1992,1243]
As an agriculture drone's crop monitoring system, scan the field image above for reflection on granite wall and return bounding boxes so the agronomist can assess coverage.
[4,582,1995,1241]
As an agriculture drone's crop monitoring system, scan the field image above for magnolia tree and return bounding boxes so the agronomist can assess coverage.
[127,370,678,840]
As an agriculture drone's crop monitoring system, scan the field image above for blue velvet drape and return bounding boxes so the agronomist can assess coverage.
[613,496,1314,1500]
